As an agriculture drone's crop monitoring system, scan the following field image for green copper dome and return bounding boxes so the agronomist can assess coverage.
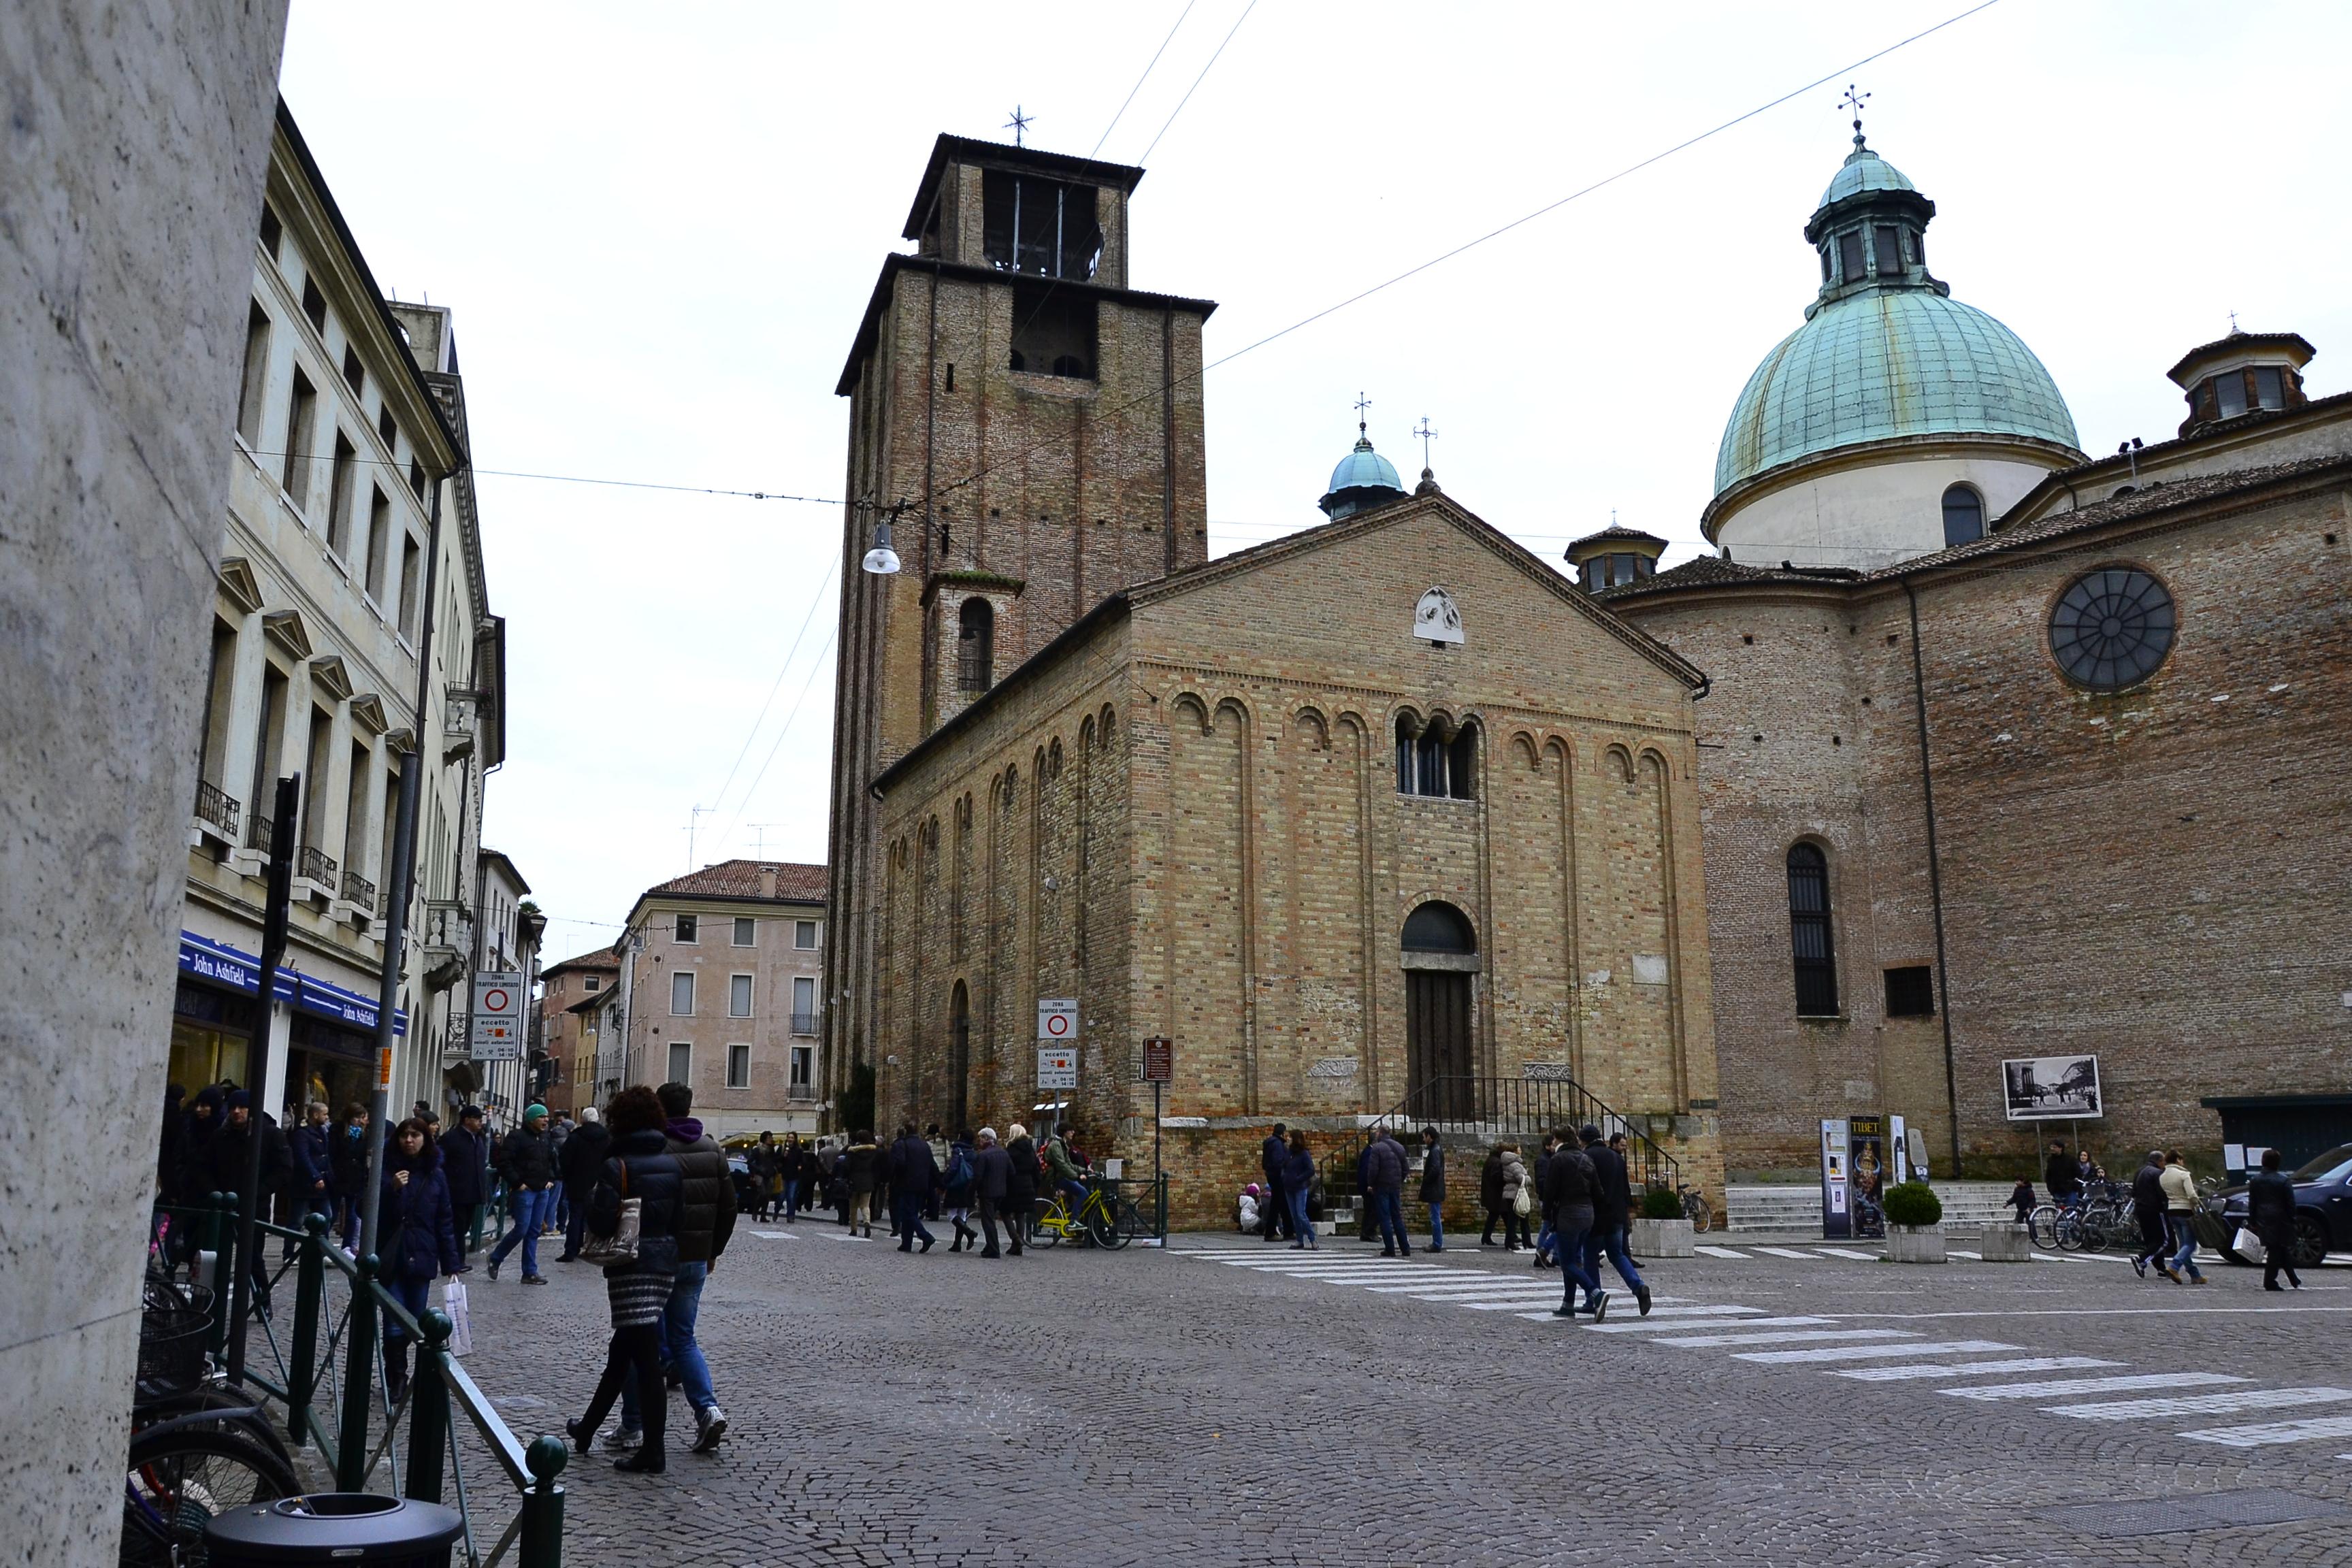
[1320,430,1407,519]
[1714,142,2078,496]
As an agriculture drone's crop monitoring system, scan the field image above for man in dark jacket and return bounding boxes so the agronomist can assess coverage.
[487,1105,557,1282]
[1260,1124,1290,1241]
[2247,1148,2304,1291]
[1364,1130,1410,1257]
[1418,1128,1446,1252]
[440,1106,492,1260]
[1532,1132,1561,1267]
[210,1092,288,1302]
[888,1123,938,1253]
[1544,1130,1608,1321]
[971,1127,1017,1258]
[557,1106,612,1261]
[284,1100,332,1260]
[329,1104,370,1248]
[612,1082,738,1456]
[2044,1140,2081,1208]
[2127,1148,2170,1279]
[1581,1124,1651,1315]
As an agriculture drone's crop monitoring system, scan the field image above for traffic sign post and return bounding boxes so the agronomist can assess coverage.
[1037,998,1077,1043]
[471,971,525,1062]
[1141,1036,1171,1240]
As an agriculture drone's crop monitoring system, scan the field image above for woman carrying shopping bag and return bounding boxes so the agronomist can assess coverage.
[378,1117,465,1405]
[566,1086,684,1474]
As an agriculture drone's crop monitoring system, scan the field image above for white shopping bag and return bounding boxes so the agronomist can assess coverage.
[2231,1226,2266,1265]
[441,1278,474,1356]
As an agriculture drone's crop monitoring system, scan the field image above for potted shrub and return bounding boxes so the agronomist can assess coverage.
[1883,1181,1946,1263]
[1630,1186,1695,1258]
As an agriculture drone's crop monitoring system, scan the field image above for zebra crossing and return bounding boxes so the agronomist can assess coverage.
[1170,1243,2352,1456]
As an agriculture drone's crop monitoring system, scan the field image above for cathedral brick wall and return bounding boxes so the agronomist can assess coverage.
[1618,464,2352,1180]
[872,498,1727,1226]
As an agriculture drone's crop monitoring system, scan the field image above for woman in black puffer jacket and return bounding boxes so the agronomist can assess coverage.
[566,1085,683,1473]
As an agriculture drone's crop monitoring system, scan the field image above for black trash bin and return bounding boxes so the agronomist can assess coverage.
[203,1493,465,1568]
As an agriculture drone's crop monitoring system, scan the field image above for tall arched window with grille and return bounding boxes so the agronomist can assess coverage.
[957,598,994,692]
[1786,843,1839,1017]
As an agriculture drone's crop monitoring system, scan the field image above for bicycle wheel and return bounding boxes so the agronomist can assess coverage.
[122,1426,298,1567]
[133,1387,293,1474]
[1084,1199,1126,1250]
[1028,1200,1062,1248]
[2053,1213,2087,1252]
[2027,1206,2059,1249]
[1686,1196,1714,1235]
[1113,1196,1152,1247]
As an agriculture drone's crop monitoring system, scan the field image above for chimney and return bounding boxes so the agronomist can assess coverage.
[758,865,777,899]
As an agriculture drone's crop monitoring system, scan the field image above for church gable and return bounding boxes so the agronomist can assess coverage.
[1128,495,1701,717]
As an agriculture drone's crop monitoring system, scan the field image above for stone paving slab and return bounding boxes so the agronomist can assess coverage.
[449,1224,2352,1566]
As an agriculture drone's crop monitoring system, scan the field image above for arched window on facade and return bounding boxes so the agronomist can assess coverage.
[1786,843,1838,1017]
[957,598,994,692]
[1941,483,1984,547]
[1394,714,1477,800]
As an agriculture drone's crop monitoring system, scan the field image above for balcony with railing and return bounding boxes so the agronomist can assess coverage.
[790,1011,819,1036]
[421,899,473,991]
[787,1082,817,1104]
[340,868,376,914]
[246,812,274,856]
[193,779,241,840]
[295,845,337,889]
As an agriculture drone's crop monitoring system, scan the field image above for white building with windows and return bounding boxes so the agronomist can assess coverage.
[174,101,507,1128]
[609,861,827,1137]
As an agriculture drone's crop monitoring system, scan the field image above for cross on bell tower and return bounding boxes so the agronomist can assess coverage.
[1841,83,1872,149]
[1005,105,1034,147]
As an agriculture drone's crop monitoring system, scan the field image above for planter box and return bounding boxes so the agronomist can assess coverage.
[1887,1225,1946,1264]
[1976,1222,2031,1262]
[1631,1217,1695,1258]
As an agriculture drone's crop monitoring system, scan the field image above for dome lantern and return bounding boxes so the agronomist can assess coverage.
[1319,395,1407,520]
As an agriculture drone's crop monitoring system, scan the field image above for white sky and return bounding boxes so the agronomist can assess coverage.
[279,1,2352,960]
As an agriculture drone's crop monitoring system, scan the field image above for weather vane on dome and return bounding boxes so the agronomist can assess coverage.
[1413,416,1438,470]
[1354,391,1373,440]
[1006,105,1034,147]
[1841,84,1871,150]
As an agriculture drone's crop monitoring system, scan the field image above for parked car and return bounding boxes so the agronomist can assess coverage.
[2212,1143,2352,1269]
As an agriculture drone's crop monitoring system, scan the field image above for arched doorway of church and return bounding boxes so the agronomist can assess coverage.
[949,980,971,1135]
[1402,901,1479,1122]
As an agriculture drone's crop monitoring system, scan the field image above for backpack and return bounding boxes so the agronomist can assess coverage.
[945,1148,974,1191]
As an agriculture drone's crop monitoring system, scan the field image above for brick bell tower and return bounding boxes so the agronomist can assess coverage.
[821,132,1217,1122]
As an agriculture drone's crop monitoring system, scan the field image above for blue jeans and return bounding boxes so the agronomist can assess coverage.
[893,1192,934,1246]
[1554,1218,1601,1309]
[2166,1213,2204,1281]
[1427,1200,1445,1249]
[783,1179,800,1220]
[380,1272,431,1372]
[1585,1222,1646,1292]
[489,1186,552,1275]
[1286,1183,1315,1243]
[562,1190,589,1259]
[620,1260,715,1431]
[1372,1189,1408,1252]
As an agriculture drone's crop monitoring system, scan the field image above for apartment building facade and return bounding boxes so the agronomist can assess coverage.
[612,861,827,1137]
[174,102,507,1126]
[537,947,620,1117]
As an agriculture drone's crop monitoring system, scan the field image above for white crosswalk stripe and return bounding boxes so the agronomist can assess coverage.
[1693,1245,1749,1259]
[2178,1414,2352,1449]
[1943,1372,2244,1402]
[1733,1339,2017,1365]
[1368,1280,1569,1295]
[1397,1287,1567,1302]
[1581,1315,1840,1335]
[750,1230,797,1239]
[2044,1387,2352,1422]
[1752,1246,1815,1260]
[1833,1356,2123,1382]
[1652,1328,1918,1349]
[1814,1248,1877,1260]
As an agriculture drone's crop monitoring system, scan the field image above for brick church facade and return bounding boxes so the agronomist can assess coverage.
[823,135,1725,1219]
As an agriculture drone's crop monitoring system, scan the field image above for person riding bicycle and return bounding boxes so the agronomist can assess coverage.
[1043,1128,1088,1211]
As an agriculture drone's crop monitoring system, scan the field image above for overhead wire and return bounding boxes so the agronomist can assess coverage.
[713,620,840,860]
[702,557,838,832]
[1092,0,1199,158]
[1137,0,1259,164]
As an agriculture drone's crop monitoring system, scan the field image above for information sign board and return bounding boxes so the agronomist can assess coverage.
[471,970,525,1061]
[1038,1046,1077,1090]
[1038,998,1077,1043]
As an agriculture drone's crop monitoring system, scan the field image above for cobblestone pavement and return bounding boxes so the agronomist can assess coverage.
[455,1223,2352,1566]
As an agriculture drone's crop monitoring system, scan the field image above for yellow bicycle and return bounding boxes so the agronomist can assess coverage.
[1030,1183,1145,1250]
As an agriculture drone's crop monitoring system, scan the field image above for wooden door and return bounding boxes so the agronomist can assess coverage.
[1405,970,1475,1121]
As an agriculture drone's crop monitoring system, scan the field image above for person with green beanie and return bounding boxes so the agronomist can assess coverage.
[487,1104,557,1282]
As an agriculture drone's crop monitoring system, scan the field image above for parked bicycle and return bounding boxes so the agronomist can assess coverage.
[1032,1181,1147,1250]
[1679,1183,1714,1234]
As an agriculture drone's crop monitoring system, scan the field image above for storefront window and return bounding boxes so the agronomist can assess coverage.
[170,979,257,1096]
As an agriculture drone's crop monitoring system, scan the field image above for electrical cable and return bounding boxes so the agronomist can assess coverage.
[711,621,840,860]
[703,558,838,823]
[1093,0,1199,158]
[1137,0,1258,164]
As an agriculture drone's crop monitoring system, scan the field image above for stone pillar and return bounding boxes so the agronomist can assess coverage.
[0,6,287,1563]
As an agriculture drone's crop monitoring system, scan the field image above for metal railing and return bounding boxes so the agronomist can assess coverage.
[158,1195,567,1567]
[248,813,275,855]
[1321,1074,1686,1215]
[342,868,378,913]
[297,845,338,886]
[787,1082,817,1103]
[195,779,242,837]
[789,1012,819,1035]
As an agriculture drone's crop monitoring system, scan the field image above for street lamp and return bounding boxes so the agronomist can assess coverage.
[860,509,901,575]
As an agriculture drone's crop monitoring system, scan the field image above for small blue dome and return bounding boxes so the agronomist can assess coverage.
[1820,145,1916,208]
[1327,436,1402,496]
[1320,432,1407,519]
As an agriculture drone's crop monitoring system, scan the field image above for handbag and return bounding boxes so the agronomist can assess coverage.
[440,1278,474,1356]
[1512,1174,1535,1219]
[2231,1225,2266,1264]
[581,1155,640,1267]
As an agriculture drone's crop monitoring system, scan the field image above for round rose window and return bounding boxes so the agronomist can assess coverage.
[2049,567,2174,690]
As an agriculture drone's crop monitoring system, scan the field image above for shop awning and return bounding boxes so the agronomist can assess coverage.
[179,931,406,1036]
